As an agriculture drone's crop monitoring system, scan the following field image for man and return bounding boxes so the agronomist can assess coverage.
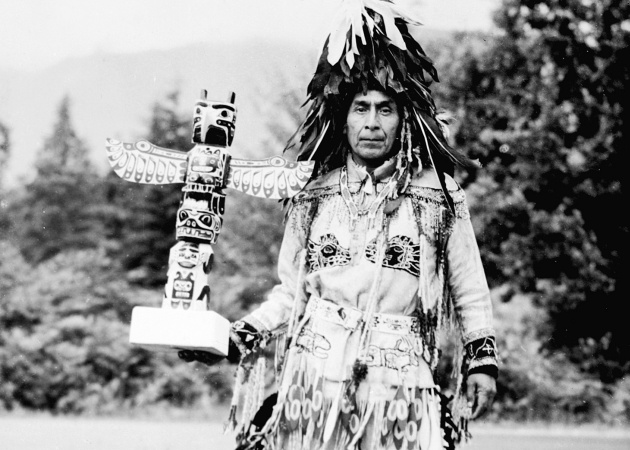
[181,2,498,449]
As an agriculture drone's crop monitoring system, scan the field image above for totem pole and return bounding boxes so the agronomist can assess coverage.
[105,90,314,356]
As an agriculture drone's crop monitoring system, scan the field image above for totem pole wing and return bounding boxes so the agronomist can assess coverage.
[227,156,315,199]
[105,138,188,184]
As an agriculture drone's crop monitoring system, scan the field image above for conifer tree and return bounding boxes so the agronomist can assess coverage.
[103,91,189,287]
[0,122,9,189]
[0,122,10,231]
[11,95,103,263]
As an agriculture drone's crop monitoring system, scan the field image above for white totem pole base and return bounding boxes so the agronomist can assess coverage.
[129,306,230,356]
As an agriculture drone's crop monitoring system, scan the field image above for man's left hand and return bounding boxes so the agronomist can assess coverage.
[466,373,496,420]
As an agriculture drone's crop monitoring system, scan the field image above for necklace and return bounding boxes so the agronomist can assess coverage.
[339,165,399,230]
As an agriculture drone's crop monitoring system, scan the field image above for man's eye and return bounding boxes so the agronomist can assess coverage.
[380,108,392,115]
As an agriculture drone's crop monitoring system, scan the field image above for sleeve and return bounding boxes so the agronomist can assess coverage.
[239,200,310,340]
[446,200,499,378]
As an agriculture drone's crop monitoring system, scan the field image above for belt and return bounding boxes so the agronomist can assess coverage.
[305,297,419,335]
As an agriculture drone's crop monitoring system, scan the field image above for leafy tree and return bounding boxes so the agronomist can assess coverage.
[211,190,286,320]
[9,95,103,263]
[444,0,628,381]
[0,247,232,413]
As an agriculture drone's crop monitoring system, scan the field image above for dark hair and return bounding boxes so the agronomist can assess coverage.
[305,79,404,175]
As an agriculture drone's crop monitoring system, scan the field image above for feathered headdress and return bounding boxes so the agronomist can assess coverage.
[284,0,479,212]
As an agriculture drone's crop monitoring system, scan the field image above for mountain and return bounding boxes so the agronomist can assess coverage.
[0,39,316,187]
[0,29,462,187]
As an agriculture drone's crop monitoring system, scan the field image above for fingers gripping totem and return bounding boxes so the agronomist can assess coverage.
[105,90,314,355]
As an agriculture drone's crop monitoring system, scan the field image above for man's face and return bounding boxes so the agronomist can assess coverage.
[346,90,400,169]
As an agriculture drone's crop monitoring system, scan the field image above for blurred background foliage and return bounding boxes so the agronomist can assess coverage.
[0,0,627,424]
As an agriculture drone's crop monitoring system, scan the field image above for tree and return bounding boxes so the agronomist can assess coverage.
[102,81,304,302]
[103,91,190,287]
[0,122,11,231]
[0,122,9,189]
[0,246,233,413]
[210,66,309,317]
[444,0,628,381]
[10,95,103,263]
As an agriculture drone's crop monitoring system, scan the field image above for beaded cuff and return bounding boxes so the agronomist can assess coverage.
[464,336,498,379]
[229,320,264,362]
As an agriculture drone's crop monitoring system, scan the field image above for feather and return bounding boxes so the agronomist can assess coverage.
[291,0,481,186]
[435,110,454,141]
[307,121,330,161]
[415,110,456,215]
[367,0,422,27]
[418,111,481,169]
[328,21,351,66]
[377,5,407,49]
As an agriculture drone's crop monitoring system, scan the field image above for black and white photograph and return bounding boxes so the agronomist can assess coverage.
[0,1,627,449]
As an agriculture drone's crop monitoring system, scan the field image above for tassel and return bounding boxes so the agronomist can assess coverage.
[347,401,375,449]
[286,249,308,340]
[311,377,327,443]
[322,381,345,443]
[450,340,471,427]
[418,390,431,450]
[357,215,390,360]
[240,355,267,428]
[428,390,442,450]
[302,371,320,448]
[274,331,288,383]
[225,362,247,433]
[414,110,456,215]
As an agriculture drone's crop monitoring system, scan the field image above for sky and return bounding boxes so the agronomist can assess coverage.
[0,0,500,71]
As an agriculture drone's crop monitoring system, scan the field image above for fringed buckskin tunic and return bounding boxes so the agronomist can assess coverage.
[229,157,498,450]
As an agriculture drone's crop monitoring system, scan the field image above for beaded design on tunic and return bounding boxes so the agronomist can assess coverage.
[365,235,421,277]
[307,234,352,271]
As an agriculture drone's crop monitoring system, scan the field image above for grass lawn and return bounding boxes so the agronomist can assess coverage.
[0,415,629,450]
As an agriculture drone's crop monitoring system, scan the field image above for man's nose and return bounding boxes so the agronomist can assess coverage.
[364,107,380,129]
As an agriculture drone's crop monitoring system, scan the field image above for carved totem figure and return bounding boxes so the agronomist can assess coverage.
[105,90,314,354]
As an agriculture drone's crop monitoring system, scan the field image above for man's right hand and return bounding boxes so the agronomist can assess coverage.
[178,333,244,365]
[177,349,225,366]
[178,321,263,366]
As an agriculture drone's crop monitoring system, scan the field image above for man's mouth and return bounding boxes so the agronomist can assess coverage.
[359,138,385,147]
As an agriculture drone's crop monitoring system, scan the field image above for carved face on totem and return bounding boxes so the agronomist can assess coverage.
[172,272,194,300]
[174,242,201,269]
[187,146,230,187]
[191,93,237,147]
[176,197,224,244]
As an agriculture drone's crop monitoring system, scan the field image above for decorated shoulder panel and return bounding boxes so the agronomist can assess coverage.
[405,185,470,221]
